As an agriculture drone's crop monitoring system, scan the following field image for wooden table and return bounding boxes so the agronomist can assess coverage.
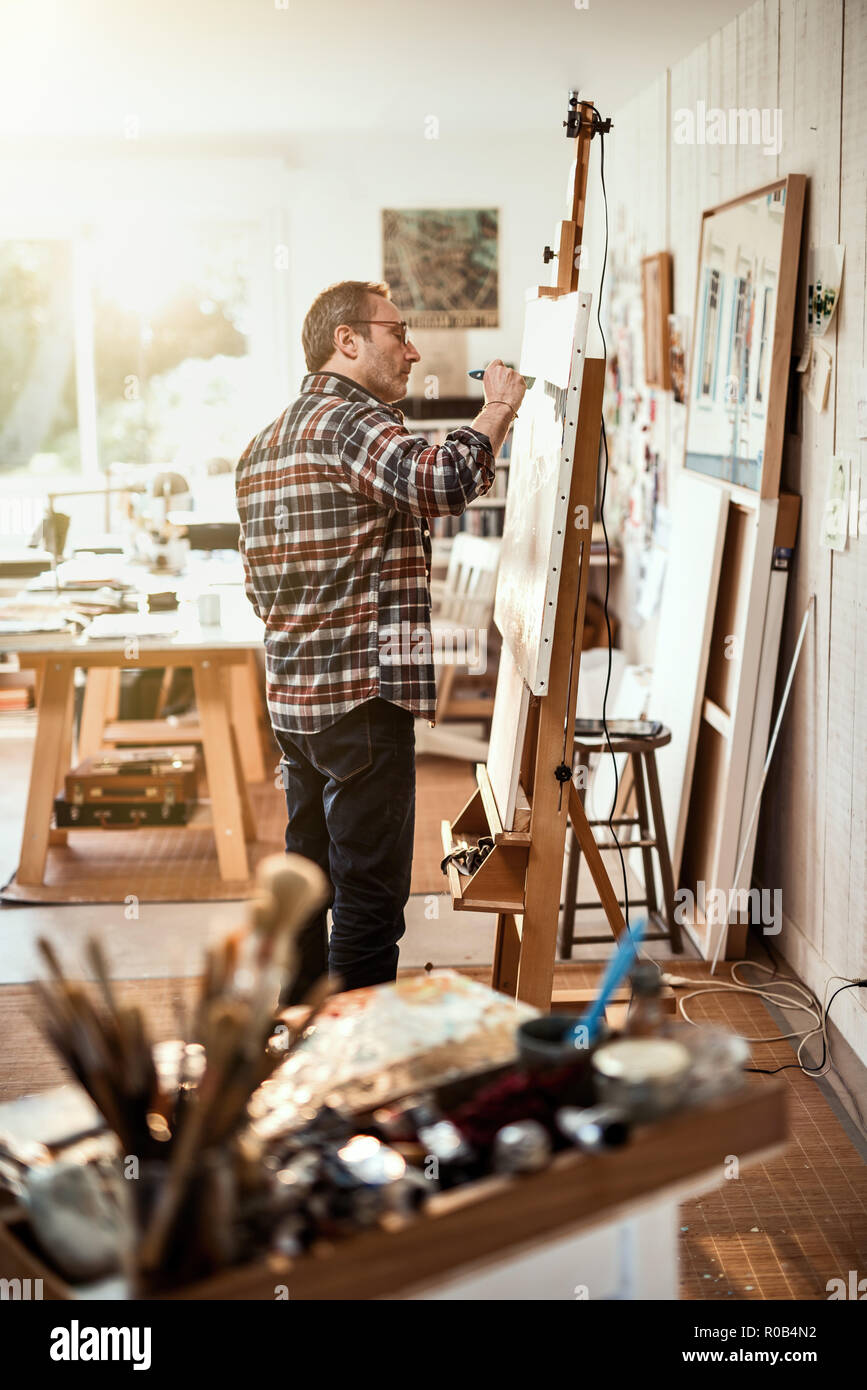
[2,592,267,886]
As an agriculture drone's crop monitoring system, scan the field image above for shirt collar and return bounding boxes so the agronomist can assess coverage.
[301,370,405,422]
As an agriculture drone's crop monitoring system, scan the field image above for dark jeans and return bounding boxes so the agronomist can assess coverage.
[274,698,415,1000]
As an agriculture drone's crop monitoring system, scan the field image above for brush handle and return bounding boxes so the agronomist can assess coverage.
[468,369,536,388]
[567,918,646,1045]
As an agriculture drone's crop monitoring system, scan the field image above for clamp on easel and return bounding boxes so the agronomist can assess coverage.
[541,92,613,300]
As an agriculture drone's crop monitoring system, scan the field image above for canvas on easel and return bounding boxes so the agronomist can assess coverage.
[486,640,529,834]
[495,291,592,698]
[488,289,592,831]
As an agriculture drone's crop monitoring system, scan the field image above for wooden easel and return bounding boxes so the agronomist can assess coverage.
[441,97,626,1012]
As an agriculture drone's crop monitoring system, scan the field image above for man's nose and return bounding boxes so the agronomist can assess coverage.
[405,341,421,363]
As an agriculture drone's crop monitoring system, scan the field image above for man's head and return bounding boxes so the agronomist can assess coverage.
[302,280,420,404]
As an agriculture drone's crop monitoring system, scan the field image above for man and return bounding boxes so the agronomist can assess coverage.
[236,279,524,1000]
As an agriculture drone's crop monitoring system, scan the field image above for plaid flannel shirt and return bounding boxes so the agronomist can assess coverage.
[236,371,495,735]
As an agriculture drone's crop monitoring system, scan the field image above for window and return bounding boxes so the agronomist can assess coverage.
[91,221,258,475]
[754,284,773,407]
[727,274,753,409]
[697,267,722,401]
[1,221,266,487]
[0,240,79,480]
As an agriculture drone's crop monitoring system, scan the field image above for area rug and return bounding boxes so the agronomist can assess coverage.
[1,756,477,904]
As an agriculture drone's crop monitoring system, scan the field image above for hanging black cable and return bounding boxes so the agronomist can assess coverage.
[589,104,631,934]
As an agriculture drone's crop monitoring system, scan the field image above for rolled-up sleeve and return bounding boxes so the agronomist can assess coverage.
[334,403,495,518]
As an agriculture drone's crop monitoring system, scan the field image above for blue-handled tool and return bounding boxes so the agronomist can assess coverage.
[565,918,646,1047]
[468,369,536,388]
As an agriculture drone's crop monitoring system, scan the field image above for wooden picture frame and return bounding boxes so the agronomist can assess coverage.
[641,251,673,389]
[683,175,806,499]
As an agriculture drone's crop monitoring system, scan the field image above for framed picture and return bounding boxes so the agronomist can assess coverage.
[668,313,689,405]
[641,251,673,389]
[382,209,499,328]
[684,175,806,497]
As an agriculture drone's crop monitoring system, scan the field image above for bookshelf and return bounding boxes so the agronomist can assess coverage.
[407,412,511,541]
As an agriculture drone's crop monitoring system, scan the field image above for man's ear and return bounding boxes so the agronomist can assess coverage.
[332,324,359,359]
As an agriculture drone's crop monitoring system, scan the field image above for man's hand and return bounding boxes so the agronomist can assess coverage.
[472,359,527,458]
[482,359,526,413]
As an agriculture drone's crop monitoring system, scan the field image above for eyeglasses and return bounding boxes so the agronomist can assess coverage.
[348,319,411,345]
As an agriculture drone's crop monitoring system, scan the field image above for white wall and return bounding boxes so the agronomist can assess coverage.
[596,0,867,1062]
[280,132,570,393]
[0,128,570,422]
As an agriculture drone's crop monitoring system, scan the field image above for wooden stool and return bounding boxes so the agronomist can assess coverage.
[559,724,682,954]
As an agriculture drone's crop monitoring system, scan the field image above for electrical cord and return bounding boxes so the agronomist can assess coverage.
[667,961,822,1046]
[745,980,858,1074]
[744,973,867,1136]
[588,102,631,938]
[660,961,867,1136]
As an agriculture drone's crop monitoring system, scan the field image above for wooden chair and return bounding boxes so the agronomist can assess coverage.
[416,533,501,762]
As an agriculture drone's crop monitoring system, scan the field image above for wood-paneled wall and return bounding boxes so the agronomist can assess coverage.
[596,0,865,1060]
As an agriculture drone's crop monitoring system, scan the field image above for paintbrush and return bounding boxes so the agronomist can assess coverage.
[36,937,72,990]
[468,369,536,388]
[85,937,119,1018]
[567,917,647,1046]
[138,1002,243,1270]
[244,855,330,1016]
[248,855,329,955]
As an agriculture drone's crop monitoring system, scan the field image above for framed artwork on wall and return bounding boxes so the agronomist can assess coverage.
[382,209,499,329]
[683,175,806,498]
[641,251,673,389]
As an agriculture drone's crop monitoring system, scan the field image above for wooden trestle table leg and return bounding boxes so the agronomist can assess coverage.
[193,658,250,881]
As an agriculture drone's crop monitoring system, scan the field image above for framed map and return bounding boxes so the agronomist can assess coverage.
[382,209,498,328]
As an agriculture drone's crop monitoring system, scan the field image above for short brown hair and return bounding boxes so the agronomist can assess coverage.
[302,280,392,372]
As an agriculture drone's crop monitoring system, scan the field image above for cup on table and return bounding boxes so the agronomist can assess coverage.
[197,591,221,627]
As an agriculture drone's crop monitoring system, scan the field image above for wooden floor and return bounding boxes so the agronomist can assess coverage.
[1,955,864,1301]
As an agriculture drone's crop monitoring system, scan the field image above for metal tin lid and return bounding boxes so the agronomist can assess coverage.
[593,1037,691,1082]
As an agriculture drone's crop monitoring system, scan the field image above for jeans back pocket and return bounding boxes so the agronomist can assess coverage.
[306,702,373,783]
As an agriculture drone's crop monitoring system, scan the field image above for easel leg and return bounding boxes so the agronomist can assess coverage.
[568,782,627,941]
[491,912,522,996]
[559,741,590,958]
[558,826,580,959]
